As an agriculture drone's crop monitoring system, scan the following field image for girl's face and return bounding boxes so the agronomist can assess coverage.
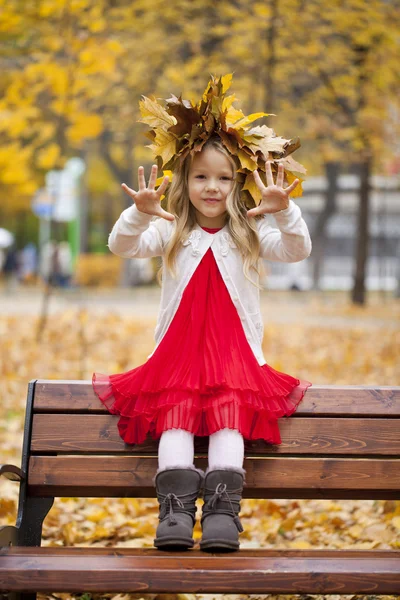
[188,146,234,228]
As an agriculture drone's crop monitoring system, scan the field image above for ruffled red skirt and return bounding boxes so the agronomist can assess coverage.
[93,244,312,445]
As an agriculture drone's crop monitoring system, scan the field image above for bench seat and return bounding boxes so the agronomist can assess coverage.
[1,547,400,594]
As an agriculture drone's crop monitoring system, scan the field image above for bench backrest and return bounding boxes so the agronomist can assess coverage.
[25,380,400,500]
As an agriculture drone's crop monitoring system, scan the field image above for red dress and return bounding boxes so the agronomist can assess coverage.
[93,226,312,445]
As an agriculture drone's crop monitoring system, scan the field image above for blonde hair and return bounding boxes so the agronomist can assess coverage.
[156,137,265,290]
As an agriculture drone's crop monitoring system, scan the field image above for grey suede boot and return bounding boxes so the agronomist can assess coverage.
[200,466,246,552]
[153,466,205,550]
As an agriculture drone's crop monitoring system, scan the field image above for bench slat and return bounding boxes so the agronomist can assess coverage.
[30,414,400,455]
[28,455,400,499]
[33,381,400,416]
[1,547,399,594]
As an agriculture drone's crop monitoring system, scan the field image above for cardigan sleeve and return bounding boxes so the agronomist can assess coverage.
[257,199,312,262]
[107,204,167,258]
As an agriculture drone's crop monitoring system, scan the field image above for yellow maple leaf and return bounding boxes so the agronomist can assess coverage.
[222,93,238,112]
[149,129,176,165]
[285,171,304,198]
[139,96,177,130]
[229,112,270,131]
[221,73,233,93]
[243,172,262,205]
[225,106,245,126]
[155,170,173,186]
[237,149,258,171]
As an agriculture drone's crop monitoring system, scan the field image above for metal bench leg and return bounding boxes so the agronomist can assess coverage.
[11,497,55,600]
[17,496,54,546]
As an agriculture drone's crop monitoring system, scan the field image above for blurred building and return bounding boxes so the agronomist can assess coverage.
[264,174,400,291]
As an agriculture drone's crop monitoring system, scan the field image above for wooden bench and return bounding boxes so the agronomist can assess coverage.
[1,379,400,598]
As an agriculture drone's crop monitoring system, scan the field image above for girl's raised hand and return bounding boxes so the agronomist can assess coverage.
[121,165,175,222]
[246,161,299,217]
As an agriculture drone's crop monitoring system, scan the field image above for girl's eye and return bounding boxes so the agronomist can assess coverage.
[221,177,232,181]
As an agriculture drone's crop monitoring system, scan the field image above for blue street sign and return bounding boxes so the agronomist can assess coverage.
[31,189,54,219]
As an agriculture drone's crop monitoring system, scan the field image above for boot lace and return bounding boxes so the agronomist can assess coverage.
[160,491,196,527]
[207,483,244,533]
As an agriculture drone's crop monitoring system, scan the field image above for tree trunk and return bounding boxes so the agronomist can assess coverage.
[264,0,278,112]
[311,161,339,290]
[352,155,372,305]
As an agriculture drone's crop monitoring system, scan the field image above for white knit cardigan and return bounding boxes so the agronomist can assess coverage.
[108,199,312,365]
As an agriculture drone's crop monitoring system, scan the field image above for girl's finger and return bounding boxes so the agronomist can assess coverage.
[276,163,284,188]
[121,183,137,198]
[159,208,175,221]
[138,166,146,191]
[246,207,262,218]
[285,178,300,193]
[157,175,170,197]
[265,160,274,187]
[148,164,158,190]
[252,170,265,190]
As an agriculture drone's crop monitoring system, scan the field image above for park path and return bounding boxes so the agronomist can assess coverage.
[0,284,398,330]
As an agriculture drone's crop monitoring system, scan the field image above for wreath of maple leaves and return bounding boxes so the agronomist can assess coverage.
[139,74,306,209]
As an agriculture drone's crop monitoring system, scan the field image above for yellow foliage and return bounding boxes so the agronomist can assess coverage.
[88,18,107,33]
[67,113,103,144]
[36,143,60,170]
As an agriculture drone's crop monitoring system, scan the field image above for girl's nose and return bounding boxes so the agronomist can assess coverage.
[205,183,219,192]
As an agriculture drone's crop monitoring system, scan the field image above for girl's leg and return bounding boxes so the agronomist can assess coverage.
[201,428,246,551]
[157,428,195,471]
[207,427,245,474]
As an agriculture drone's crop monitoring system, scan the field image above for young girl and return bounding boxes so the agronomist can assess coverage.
[93,76,312,553]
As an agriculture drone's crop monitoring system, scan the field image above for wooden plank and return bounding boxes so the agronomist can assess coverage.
[1,548,399,594]
[28,455,400,499]
[31,414,400,456]
[33,381,400,416]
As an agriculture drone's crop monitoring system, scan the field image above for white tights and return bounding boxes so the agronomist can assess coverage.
[158,427,244,471]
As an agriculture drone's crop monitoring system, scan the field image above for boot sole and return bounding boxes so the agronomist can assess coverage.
[154,535,195,550]
[200,539,239,551]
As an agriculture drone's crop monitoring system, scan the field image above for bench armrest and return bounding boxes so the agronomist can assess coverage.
[0,464,25,482]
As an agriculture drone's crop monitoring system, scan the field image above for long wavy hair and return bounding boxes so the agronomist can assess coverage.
[156,137,265,290]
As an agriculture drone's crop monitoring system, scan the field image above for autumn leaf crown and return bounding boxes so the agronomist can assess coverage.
[138,74,306,208]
